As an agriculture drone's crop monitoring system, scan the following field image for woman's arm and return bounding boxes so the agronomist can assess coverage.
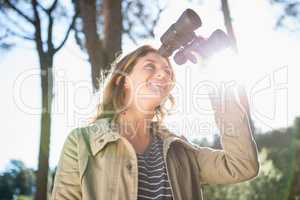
[51,128,82,200]
[194,84,260,185]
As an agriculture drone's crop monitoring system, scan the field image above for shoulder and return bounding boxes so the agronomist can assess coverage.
[60,118,112,155]
[67,118,113,140]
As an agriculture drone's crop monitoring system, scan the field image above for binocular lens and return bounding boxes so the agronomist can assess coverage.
[158,9,202,57]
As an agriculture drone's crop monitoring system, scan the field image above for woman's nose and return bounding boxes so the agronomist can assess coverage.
[155,69,168,80]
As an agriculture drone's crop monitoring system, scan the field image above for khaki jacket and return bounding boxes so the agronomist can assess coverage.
[51,112,259,200]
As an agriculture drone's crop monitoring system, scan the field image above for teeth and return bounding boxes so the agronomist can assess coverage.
[147,82,163,93]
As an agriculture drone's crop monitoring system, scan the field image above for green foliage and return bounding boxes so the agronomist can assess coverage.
[203,148,283,200]
[0,160,35,200]
[271,0,300,31]
[196,116,300,200]
[17,195,33,200]
[0,172,15,200]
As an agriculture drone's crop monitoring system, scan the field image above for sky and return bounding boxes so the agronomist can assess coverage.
[0,0,300,171]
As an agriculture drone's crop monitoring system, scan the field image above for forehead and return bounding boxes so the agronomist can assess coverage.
[136,52,170,67]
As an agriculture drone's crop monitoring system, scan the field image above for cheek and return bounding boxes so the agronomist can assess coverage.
[127,74,149,93]
[168,80,176,91]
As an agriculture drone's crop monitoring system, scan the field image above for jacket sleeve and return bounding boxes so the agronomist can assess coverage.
[51,128,82,200]
[194,85,260,185]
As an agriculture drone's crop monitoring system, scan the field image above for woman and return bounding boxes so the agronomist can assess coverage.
[51,45,259,200]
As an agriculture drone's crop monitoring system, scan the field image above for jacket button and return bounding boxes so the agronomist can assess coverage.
[98,138,104,143]
[126,163,132,171]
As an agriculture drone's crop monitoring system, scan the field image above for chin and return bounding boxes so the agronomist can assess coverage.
[133,87,170,112]
[134,98,163,113]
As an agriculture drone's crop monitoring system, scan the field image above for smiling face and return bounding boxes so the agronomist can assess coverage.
[123,52,175,113]
[93,45,176,123]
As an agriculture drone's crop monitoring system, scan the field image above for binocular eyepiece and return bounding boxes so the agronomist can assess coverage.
[158,9,231,65]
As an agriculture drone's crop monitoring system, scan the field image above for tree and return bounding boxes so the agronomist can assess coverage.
[286,117,300,200]
[221,0,238,51]
[73,0,165,90]
[203,148,283,200]
[198,116,300,200]
[0,160,35,200]
[271,0,300,31]
[0,172,15,200]
[0,1,78,199]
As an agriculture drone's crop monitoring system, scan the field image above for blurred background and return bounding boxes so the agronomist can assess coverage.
[0,0,299,199]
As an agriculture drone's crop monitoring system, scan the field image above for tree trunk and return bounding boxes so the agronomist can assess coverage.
[221,0,258,136]
[78,0,122,91]
[221,0,238,51]
[35,58,53,200]
[78,0,107,91]
[103,0,122,63]
[288,117,300,200]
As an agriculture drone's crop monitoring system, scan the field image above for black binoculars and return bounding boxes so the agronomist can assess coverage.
[158,9,232,65]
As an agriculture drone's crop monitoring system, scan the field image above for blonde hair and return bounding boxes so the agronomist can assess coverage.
[91,45,176,125]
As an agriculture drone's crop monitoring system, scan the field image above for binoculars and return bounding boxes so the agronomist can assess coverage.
[158,9,231,65]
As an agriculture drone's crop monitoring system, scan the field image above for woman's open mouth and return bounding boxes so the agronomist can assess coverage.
[146,81,167,95]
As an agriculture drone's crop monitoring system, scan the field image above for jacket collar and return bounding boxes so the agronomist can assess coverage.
[88,118,119,156]
[88,117,185,157]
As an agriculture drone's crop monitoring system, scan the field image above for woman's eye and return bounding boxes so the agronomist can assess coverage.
[164,69,172,76]
[144,64,155,71]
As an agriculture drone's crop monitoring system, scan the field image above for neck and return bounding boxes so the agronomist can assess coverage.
[116,108,155,140]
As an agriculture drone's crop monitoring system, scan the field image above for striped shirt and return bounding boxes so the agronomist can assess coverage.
[136,130,173,200]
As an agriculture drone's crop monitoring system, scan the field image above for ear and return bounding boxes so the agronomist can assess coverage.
[115,76,129,89]
[123,77,129,89]
[115,76,122,86]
